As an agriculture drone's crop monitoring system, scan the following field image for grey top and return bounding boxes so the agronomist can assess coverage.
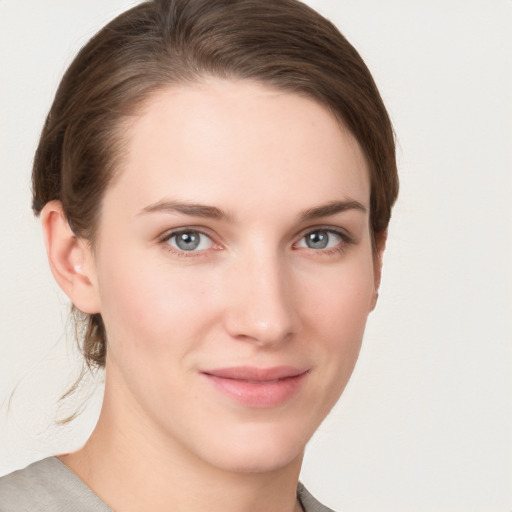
[0,457,335,512]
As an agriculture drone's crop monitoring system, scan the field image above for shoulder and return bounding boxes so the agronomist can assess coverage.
[0,460,335,512]
[0,457,112,512]
[297,482,337,512]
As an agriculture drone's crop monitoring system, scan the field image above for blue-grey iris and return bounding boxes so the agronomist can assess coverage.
[175,232,200,251]
[306,231,329,249]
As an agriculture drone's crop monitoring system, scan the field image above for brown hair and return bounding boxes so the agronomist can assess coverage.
[32,0,398,369]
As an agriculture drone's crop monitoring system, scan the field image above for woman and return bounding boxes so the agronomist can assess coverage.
[0,0,398,510]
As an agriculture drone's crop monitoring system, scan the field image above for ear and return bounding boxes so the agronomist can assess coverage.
[40,201,101,314]
[370,229,387,311]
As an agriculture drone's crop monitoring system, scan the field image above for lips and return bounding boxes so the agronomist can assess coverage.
[201,366,309,408]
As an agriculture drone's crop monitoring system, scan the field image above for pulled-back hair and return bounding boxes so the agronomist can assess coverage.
[32,0,398,369]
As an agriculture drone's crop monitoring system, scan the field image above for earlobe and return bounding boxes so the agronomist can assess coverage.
[40,201,101,314]
[370,229,387,311]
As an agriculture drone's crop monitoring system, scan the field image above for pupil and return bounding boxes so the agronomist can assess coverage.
[307,231,328,249]
[176,232,200,250]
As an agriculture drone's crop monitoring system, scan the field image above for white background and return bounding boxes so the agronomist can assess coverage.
[0,1,510,510]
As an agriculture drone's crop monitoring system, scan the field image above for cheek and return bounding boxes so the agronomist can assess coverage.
[95,249,216,362]
[305,255,375,337]
[300,254,375,387]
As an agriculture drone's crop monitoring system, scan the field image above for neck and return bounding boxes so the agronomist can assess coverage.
[60,373,304,512]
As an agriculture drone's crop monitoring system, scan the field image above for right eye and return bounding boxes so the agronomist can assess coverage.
[164,230,215,253]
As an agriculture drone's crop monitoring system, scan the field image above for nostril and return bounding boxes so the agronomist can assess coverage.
[224,303,300,346]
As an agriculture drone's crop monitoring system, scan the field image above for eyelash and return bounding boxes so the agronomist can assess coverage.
[159,226,354,258]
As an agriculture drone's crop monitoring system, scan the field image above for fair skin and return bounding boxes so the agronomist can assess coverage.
[42,80,384,512]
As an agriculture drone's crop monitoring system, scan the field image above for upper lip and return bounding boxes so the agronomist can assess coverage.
[202,366,308,382]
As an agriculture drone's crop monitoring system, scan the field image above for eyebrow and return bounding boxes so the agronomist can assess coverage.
[140,200,229,220]
[139,198,366,222]
[299,200,367,221]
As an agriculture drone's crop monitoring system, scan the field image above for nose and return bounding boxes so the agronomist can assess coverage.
[222,250,301,347]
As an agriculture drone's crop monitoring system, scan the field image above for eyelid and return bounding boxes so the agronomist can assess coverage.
[298,225,354,242]
[158,225,217,241]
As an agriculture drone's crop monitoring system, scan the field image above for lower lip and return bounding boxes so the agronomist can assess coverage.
[203,372,308,408]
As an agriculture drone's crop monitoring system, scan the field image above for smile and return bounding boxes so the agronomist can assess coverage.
[201,366,310,408]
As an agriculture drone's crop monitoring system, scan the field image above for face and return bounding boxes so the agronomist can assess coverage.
[86,79,379,473]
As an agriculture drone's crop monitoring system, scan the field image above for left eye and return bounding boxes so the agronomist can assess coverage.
[166,231,214,252]
[298,230,342,250]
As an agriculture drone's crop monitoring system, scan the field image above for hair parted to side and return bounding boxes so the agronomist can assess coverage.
[32,0,398,370]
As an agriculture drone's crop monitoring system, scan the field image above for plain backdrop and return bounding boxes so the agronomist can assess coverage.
[0,1,510,511]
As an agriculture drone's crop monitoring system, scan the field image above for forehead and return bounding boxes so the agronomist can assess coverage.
[107,79,370,218]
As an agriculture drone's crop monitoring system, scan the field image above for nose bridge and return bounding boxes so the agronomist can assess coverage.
[223,243,300,345]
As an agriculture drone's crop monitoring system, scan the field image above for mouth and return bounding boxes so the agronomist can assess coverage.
[201,366,309,408]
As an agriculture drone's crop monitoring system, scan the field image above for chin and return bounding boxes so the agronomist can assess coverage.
[189,420,310,475]
[208,444,304,475]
